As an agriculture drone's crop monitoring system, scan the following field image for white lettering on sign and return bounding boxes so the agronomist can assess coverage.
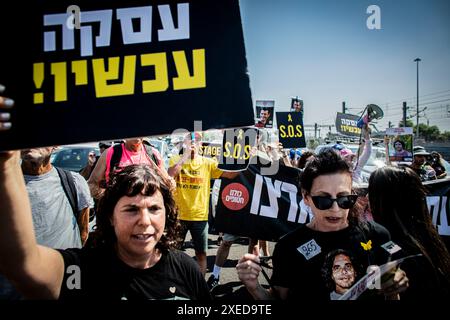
[427,196,450,236]
[43,3,190,57]
[250,174,309,224]
[225,189,245,204]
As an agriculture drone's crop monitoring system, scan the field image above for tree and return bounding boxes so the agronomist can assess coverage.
[397,119,449,141]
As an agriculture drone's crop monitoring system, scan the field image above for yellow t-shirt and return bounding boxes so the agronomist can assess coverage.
[169,154,223,221]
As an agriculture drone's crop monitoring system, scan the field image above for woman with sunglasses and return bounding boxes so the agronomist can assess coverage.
[236,149,408,300]
[369,166,450,299]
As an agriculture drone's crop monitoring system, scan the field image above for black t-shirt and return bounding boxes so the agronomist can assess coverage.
[390,243,450,300]
[271,221,391,301]
[58,246,211,300]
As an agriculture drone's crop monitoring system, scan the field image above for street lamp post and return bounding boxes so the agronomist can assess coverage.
[414,58,421,139]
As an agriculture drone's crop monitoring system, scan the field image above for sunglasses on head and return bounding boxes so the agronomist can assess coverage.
[311,195,358,210]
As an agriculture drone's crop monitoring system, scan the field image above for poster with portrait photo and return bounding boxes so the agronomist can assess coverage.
[386,127,414,162]
[255,100,275,128]
[290,97,304,113]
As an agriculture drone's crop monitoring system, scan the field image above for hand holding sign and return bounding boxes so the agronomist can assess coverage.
[0,86,14,132]
[218,128,257,171]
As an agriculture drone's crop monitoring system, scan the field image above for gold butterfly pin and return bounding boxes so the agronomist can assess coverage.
[360,240,372,251]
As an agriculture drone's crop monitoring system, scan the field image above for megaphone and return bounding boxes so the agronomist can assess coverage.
[367,104,384,121]
[357,104,383,128]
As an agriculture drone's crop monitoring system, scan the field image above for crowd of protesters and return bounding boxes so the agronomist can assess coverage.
[1,88,450,301]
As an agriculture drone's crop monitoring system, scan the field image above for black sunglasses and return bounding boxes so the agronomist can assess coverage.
[311,195,358,210]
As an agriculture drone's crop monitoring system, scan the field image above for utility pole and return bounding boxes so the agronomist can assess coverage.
[342,101,346,114]
[314,123,318,138]
[402,101,407,127]
[414,58,421,138]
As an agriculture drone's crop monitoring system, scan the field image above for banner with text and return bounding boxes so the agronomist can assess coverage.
[0,0,254,151]
[214,159,312,241]
[215,169,450,245]
[335,112,362,137]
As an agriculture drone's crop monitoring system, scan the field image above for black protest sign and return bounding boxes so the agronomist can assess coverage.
[276,112,306,149]
[214,160,312,241]
[218,128,257,171]
[335,112,362,137]
[0,0,254,151]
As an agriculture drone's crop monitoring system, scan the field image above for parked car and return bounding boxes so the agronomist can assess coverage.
[51,143,100,173]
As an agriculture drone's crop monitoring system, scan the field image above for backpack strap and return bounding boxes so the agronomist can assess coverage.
[55,166,79,220]
[143,143,160,167]
[108,144,123,182]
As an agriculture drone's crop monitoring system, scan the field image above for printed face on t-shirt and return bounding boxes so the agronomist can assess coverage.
[111,190,166,265]
[331,254,356,293]
[303,172,352,232]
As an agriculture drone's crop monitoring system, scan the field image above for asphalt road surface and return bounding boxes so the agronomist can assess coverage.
[182,233,275,301]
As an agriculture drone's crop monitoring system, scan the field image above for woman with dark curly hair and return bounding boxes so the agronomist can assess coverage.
[0,151,211,300]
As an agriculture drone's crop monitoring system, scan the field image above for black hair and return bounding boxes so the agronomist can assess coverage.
[93,164,181,251]
[300,149,365,226]
[368,166,450,284]
[297,151,315,169]
[300,148,351,193]
[321,249,363,291]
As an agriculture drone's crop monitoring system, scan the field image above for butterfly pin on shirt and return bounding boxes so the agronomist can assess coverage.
[360,240,372,251]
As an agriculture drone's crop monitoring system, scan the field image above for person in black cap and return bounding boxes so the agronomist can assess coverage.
[410,146,436,181]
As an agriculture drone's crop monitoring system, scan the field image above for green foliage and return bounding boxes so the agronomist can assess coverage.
[397,120,450,141]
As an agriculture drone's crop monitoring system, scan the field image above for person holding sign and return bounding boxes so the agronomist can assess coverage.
[0,156,211,299]
[0,91,211,300]
[369,166,450,299]
[236,149,409,300]
[168,132,237,275]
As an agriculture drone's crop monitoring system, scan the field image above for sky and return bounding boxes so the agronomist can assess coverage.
[239,0,450,137]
